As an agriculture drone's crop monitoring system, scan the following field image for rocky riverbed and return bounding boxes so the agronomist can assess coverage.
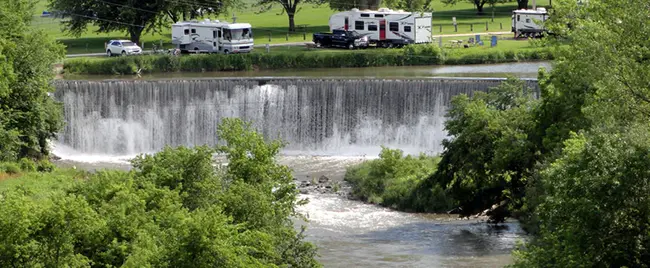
[295,175,355,199]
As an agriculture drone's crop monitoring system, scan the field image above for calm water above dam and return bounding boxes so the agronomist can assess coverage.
[62,61,551,81]
[53,74,539,267]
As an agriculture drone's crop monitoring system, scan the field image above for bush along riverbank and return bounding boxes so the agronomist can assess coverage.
[63,45,554,75]
[345,78,538,224]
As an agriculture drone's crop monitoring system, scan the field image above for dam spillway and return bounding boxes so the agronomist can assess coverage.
[53,78,539,156]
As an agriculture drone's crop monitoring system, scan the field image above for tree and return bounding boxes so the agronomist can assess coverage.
[440,0,505,14]
[516,0,528,9]
[0,0,65,161]
[254,0,324,32]
[48,0,240,45]
[0,118,321,267]
[512,129,650,267]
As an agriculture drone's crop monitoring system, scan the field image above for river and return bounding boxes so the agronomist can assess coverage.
[53,62,545,267]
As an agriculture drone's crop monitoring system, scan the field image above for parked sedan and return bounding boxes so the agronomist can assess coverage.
[106,40,142,56]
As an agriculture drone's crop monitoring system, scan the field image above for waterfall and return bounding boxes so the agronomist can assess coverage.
[53,78,539,156]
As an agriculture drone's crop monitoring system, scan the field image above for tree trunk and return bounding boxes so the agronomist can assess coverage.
[475,1,485,14]
[518,0,529,9]
[129,27,144,45]
[287,12,296,32]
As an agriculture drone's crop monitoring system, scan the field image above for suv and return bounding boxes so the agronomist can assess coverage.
[106,40,142,56]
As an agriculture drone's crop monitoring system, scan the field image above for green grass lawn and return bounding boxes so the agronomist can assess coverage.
[0,168,84,201]
[33,0,549,54]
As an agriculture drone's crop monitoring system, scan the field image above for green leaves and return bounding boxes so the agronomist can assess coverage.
[0,0,65,161]
[0,118,320,267]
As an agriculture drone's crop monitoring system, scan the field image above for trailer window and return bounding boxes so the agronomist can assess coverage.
[526,18,531,23]
[368,25,377,31]
[360,13,370,17]
[191,29,196,34]
[374,14,384,18]
[184,29,189,35]
[517,15,520,21]
[404,26,412,32]
[355,21,364,30]
[389,22,399,31]
[213,31,217,39]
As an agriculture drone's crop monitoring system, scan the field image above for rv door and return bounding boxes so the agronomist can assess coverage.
[379,20,386,40]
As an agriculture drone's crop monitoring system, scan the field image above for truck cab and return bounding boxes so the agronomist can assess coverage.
[312,30,369,49]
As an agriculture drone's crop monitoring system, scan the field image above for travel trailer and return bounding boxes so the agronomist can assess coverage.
[511,8,548,38]
[171,19,254,54]
[328,8,432,47]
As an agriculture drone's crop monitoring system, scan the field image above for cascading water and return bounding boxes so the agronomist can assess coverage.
[53,78,538,157]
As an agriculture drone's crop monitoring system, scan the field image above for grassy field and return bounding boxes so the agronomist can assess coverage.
[0,167,84,201]
[33,0,550,54]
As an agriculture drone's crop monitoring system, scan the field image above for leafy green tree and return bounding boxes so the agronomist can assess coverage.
[48,0,241,44]
[327,0,381,11]
[0,0,65,161]
[0,118,320,267]
[419,77,539,221]
[512,128,650,267]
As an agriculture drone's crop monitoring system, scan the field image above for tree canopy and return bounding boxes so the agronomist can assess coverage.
[0,0,65,161]
[48,0,241,44]
[0,118,321,267]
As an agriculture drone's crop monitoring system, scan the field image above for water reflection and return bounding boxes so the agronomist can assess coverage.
[62,61,551,81]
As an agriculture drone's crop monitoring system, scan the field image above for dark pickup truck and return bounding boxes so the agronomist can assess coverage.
[312,30,369,49]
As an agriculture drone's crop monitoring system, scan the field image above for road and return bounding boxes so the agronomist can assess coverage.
[65,31,513,58]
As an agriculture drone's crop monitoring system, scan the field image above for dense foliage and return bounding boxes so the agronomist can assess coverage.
[344,147,450,211]
[0,118,320,267]
[48,0,241,44]
[0,0,65,161]
[63,45,554,75]
[347,0,650,266]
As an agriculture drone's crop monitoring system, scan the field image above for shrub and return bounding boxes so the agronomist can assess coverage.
[64,45,551,75]
[344,147,444,211]
[1,162,21,174]
[19,158,36,172]
[36,160,55,173]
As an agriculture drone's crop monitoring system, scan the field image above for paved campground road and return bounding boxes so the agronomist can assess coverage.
[65,31,513,58]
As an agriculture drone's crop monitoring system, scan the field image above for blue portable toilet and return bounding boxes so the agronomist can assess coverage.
[475,35,481,43]
[491,36,498,47]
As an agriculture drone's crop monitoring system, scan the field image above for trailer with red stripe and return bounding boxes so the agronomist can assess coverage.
[328,8,432,48]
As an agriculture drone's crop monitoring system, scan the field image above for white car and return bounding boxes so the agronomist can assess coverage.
[106,40,142,56]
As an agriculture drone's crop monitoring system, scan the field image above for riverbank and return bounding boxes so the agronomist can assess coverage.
[63,45,554,75]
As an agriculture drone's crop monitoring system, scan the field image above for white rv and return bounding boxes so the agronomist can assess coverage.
[171,19,254,54]
[511,8,548,38]
[328,8,432,47]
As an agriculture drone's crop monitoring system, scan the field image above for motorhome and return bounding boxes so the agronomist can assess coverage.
[328,8,432,47]
[511,8,548,38]
[171,19,254,54]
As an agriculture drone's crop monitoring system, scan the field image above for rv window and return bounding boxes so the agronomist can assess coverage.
[389,22,399,31]
[218,30,222,38]
[355,21,364,30]
[213,42,216,47]
[526,18,531,23]
[360,13,370,17]
[517,15,520,21]
[368,25,377,31]
[404,26,411,32]
[374,14,384,18]
[213,31,217,39]
[184,29,189,35]
[191,29,196,34]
